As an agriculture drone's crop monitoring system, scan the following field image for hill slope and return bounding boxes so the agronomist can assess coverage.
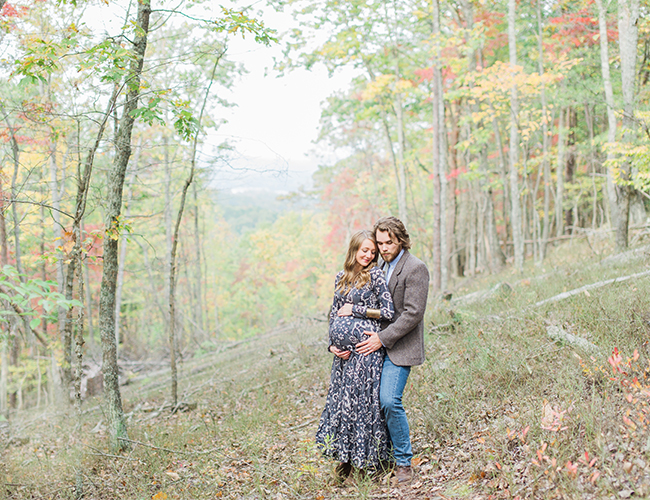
[3,241,650,499]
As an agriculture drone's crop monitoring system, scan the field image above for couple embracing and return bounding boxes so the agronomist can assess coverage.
[315,216,429,484]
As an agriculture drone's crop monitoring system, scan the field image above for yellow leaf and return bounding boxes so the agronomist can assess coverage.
[152,493,168,500]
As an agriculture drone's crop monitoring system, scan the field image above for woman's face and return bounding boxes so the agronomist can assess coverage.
[355,238,377,269]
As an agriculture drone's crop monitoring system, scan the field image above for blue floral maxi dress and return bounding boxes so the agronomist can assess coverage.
[315,266,394,469]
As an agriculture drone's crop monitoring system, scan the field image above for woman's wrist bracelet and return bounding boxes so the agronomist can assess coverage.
[366,308,380,319]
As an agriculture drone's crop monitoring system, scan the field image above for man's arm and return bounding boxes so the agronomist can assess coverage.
[356,259,429,356]
[378,260,429,349]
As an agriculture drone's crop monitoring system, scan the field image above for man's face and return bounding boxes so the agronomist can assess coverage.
[376,230,402,263]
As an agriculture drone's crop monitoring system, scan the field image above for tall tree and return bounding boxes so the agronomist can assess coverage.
[537,0,552,260]
[431,0,447,291]
[508,0,524,271]
[614,0,640,250]
[98,0,151,451]
[595,0,619,231]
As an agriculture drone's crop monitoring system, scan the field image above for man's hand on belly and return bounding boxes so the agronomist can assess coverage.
[356,331,382,356]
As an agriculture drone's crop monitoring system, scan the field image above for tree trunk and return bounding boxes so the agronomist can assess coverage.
[538,0,552,261]
[98,0,151,451]
[82,220,95,348]
[565,108,577,233]
[48,139,67,346]
[191,183,204,340]
[168,50,223,406]
[508,0,524,271]
[0,339,7,414]
[115,140,141,351]
[596,0,619,230]
[555,107,567,237]
[431,0,446,291]
[615,0,640,250]
[393,63,408,226]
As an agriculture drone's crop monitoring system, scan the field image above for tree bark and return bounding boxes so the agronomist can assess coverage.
[555,107,567,237]
[431,0,447,291]
[508,0,524,271]
[98,0,151,451]
[615,0,640,250]
[537,0,551,261]
[596,0,619,231]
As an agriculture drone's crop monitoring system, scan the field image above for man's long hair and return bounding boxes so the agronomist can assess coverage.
[373,216,411,250]
[336,230,378,294]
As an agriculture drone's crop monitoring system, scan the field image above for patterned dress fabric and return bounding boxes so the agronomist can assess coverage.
[315,266,394,469]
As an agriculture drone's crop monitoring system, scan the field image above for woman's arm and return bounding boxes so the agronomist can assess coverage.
[351,268,394,321]
[373,268,394,321]
[329,272,344,325]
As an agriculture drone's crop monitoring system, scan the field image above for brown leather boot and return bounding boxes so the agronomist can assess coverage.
[394,465,412,483]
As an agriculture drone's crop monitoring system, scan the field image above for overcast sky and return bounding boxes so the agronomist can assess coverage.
[210,6,355,192]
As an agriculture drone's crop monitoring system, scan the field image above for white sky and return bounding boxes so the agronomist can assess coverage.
[210,6,355,190]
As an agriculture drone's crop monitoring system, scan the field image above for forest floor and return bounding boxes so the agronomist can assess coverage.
[3,237,650,499]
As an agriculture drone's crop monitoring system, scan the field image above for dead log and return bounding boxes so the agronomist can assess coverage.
[534,269,650,308]
[546,324,600,354]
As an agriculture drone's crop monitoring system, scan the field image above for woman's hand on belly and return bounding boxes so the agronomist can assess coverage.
[337,303,353,316]
[329,345,351,360]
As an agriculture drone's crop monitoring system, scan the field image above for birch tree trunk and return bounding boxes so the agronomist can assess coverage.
[556,108,567,237]
[99,0,151,451]
[508,0,524,271]
[615,0,640,250]
[537,0,551,261]
[595,0,619,231]
[431,0,447,290]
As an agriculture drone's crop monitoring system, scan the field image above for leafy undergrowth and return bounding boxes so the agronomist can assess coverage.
[3,240,650,499]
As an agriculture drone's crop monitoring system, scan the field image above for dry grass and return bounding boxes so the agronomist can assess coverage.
[2,239,650,499]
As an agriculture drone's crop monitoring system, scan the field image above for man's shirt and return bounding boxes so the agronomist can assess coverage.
[384,248,405,284]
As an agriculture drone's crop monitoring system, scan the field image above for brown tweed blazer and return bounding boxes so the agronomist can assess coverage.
[378,251,429,367]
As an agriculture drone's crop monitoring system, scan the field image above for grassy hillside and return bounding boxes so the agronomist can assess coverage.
[3,239,650,499]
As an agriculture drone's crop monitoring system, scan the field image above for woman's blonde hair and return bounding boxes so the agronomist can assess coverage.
[336,230,378,294]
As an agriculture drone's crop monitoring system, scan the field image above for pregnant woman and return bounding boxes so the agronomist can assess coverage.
[315,229,394,480]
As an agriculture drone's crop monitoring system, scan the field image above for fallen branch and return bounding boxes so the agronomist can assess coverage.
[117,437,219,456]
[546,324,601,354]
[84,444,138,461]
[288,416,318,431]
[534,269,650,308]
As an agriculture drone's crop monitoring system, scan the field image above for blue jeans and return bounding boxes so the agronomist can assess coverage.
[380,356,412,466]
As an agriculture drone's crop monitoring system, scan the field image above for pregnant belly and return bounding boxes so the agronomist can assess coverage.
[329,316,374,350]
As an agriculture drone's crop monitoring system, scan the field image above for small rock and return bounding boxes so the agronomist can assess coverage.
[619,490,633,499]
[634,458,646,469]
[623,462,633,473]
